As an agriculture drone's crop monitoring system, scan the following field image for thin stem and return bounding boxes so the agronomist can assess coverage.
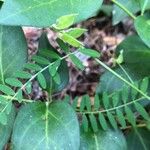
[121,123,146,130]
[1,95,34,103]
[95,58,150,101]
[118,63,134,83]
[112,0,136,20]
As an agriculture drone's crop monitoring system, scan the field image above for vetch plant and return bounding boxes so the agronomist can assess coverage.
[0,0,149,149]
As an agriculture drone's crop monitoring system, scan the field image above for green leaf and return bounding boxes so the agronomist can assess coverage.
[125,106,136,126]
[32,55,50,65]
[16,90,23,102]
[107,112,118,130]
[24,63,42,71]
[39,49,60,59]
[72,97,79,110]
[84,95,91,111]
[0,84,15,96]
[12,102,80,150]
[69,54,84,70]
[5,78,23,87]
[135,15,150,48]
[0,25,27,84]
[0,104,16,149]
[59,33,83,47]
[49,60,61,77]
[38,33,69,93]
[94,94,100,111]
[0,0,103,27]
[134,102,149,120]
[66,28,87,38]
[25,82,32,94]
[80,96,86,112]
[53,72,61,85]
[37,73,47,89]
[102,92,109,109]
[126,128,150,150]
[140,77,149,93]
[80,128,127,150]
[98,113,108,130]
[78,48,101,58]
[14,71,32,79]
[112,92,119,107]
[54,14,78,30]
[82,114,89,132]
[97,35,150,95]
[116,109,126,128]
[89,114,98,132]
[57,39,70,53]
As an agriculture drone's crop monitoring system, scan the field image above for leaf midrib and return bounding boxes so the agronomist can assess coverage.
[0,26,4,84]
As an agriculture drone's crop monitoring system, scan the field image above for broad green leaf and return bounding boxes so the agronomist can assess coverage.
[66,28,87,38]
[0,26,27,84]
[80,128,127,150]
[59,33,83,47]
[54,14,78,30]
[0,0,103,27]
[78,48,101,58]
[38,32,69,93]
[0,104,16,149]
[126,128,150,150]
[113,0,150,25]
[12,102,80,150]
[135,15,150,48]
[69,54,84,70]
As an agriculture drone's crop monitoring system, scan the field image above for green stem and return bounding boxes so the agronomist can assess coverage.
[1,95,34,103]
[78,96,145,115]
[111,0,136,20]
[95,58,150,101]
[118,63,134,83]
